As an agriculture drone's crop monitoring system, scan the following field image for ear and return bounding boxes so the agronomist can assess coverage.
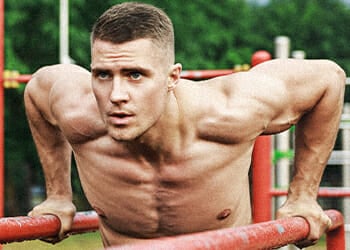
[167,63,182,91]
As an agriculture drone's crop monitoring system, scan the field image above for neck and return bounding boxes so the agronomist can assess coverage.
[128,92,182,163]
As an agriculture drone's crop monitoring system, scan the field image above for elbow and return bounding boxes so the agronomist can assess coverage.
[321,61,346,103]
[327,60,346,88]
[334,62,346,99]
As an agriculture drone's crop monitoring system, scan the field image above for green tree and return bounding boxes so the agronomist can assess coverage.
[251,0,350,72]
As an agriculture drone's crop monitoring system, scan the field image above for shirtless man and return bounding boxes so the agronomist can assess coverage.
[24,2,345,249]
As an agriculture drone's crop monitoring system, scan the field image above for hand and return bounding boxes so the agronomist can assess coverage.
[28,197,76,244]
[276,198,331,249]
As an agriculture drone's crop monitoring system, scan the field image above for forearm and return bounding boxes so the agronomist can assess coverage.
[40,141,73,199]
[289,133,332,200]
[25,72,73,200]
[288,64,345,200]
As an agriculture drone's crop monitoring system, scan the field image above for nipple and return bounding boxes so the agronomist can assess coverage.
[216,209,232,220]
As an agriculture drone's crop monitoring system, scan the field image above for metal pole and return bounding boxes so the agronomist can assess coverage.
[274,36,290,208]
[342,104,350,249]
[0,211,98,243]
[59,0,72,64]
[0,0,5,220]
[251,50,272,223]
[107,210,344,250]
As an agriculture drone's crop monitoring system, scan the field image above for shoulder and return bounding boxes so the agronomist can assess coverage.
[26,64,90,97]
[174,78,227,117]
[24,64,93,125]
[29,64,90,90]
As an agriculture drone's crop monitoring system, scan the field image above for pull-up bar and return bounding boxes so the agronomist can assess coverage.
[0,209,344,249]
[0,211,98,243]
[108,210,344,250]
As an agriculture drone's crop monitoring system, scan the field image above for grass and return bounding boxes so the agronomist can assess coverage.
[3,232,103,250]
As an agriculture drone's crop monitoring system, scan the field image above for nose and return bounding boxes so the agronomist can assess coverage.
[110,79,130,104]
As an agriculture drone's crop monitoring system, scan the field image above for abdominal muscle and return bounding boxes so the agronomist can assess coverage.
[73,142,252,247]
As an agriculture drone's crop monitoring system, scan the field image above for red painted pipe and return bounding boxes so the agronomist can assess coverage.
[180,69,234,79]
[326,210,346,250]
[4,71,233,84]
[0,0,4,222]
[251,51,273,224]
[271,187,350,197]
[108,210,344,250]
[252,136,272,223]
[0,211,99,243]
[14,74,32,83]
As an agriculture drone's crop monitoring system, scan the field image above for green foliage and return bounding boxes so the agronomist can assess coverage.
[3,232,102,250]
[3,0,350,215]
[251,0,350,72]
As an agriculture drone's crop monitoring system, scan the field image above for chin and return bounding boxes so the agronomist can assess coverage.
[108,130,140,142]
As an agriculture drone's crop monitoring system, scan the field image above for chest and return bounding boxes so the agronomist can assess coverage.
[73,136,254,186]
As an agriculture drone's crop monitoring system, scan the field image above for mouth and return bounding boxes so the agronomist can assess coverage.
[108,111,134,126]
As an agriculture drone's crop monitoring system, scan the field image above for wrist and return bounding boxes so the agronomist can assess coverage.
[46,187,73,200]
[288,180,319,201]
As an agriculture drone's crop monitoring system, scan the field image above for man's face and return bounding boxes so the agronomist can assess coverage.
[91,38,173,141]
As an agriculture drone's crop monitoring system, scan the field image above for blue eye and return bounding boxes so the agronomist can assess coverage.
[130,72,142,80]
[98,71,111,79]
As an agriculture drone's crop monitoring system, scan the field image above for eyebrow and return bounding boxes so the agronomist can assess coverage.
[91,67,112,75]
[121,67,152,75]
[91,66,153,76]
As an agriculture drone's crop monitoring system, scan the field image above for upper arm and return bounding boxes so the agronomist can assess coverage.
[25,64,90,124]
[24,65,68,151]
[24,64,90,151]
[209,59,345,140]
[246,59,345,134]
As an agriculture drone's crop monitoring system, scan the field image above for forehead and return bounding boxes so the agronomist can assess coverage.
[91,39,164,68]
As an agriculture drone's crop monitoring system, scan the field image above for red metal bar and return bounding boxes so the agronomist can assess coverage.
[271,187,350,197]
[0,0,4,223]
[252,136,272,223]
[250,51,272,224]
[107,210,344,250]
[13,74,31,83]
[0,211,99,243]
[5,71,233,85]
[326,210,345,250]
[6,70,237,84]
[180,69,234,79]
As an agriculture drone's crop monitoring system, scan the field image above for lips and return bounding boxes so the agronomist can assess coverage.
[108,111,134,125]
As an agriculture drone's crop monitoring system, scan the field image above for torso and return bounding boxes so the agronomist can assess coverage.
[50,73,262,246]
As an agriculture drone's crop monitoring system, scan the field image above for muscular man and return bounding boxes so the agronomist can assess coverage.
[24,2,345,248]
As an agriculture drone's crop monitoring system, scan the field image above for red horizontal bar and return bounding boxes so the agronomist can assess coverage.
[4,74,31,83]
[0,210,98,243]
[271,187,350,197]
[108,210,343,250]
[14,74,32,83]
[180,69,234,79]
[3,70,235,85]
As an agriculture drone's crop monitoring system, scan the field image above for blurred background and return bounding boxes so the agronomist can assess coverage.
[3,0,350,218]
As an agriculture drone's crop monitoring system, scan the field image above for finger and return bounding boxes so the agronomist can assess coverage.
[40,234,69,245]
[295,239,318,249]
[326,217,332,230]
